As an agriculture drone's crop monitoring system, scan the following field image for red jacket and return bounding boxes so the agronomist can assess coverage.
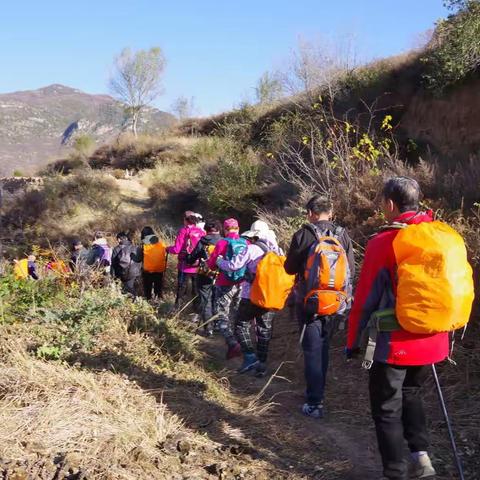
[347,211,449,366]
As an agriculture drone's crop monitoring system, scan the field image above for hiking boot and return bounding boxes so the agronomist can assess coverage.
[409,454,436,478]
[255,362,267,378]
[238,353,259,373]
[302,403,324,419]
[226,342,242,360]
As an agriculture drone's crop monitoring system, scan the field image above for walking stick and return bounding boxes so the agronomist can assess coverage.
[431,364,465,480]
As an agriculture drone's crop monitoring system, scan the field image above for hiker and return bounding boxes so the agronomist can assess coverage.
[346,177,469,480]
[69,239,88,272]
[167,211,206,308]
[217,220,284,377]
[111,231,141,297]
[13,255,39,280]
[284,195,355,419]
[207,218,245,359]
[86,232,112,273]
[186,220,222,335]
[136,226,167,301]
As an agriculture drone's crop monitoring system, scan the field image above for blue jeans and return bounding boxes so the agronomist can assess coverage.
[300,312,338,406]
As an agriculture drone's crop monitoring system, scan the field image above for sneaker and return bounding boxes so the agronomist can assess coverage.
[302,403,324,419]
[255,362,267,377]
[226,343,242,360]
[237,353,259,373]
[409,454,436,478]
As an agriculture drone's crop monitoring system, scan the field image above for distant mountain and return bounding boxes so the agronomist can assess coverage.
[0,84,176,176]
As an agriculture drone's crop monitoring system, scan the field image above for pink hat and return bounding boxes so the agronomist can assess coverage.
[223,218,239,230]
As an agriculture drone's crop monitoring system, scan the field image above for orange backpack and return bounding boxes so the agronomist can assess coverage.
[250,247,295,311]
[393,221,474,333]
[304,230,350,316]
[143,242,167,273]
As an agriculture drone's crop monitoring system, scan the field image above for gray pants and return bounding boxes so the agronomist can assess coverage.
[214,284,241,346]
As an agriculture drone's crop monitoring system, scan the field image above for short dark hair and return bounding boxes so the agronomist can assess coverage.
[204,221,221,234]
[116,231,130,241]
[306,195,333,215]
[382,176,420,213]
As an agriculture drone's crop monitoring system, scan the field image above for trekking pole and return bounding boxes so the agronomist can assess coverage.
[431,364,465,480]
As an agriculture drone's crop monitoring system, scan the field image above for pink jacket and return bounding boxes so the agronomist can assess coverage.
[207,232,240,287]
[167,225,205,273]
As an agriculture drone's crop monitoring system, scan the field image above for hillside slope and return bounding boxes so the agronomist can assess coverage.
[0,84,175,176]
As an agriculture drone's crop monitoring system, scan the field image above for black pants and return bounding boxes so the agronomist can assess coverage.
[235,299,274,362]
[175,271,197,307]
[196,274,215,332]
[369,362,430,480]
[143,271,164,300]
[122,277,138,297]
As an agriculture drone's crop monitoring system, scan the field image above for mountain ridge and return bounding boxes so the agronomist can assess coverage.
[0,84,175,176]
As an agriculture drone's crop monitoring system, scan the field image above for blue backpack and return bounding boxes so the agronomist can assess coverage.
[222,237,248,282]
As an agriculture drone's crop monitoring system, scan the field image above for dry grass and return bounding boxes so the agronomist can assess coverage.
[0,343,182,479]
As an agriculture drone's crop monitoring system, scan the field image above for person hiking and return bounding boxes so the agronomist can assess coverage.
[70,238,88,272]
[217,220,283,377]
[13,255,39,280]
[111,232,141,297]
[167,211,206,309]
[346,177,460,480]
[284,195,355,419]
[86,232,112,273]
[186,220,222,335]
[207,218,244,359]
[135,226,167,301]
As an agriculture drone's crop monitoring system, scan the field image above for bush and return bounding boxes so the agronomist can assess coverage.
[421,1,480,92]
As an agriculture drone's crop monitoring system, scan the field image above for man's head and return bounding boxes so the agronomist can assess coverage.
[72,238,83,251]
[116,231,130,243]
[204,221,221,235]
[381,176,420,222]
[305,195,333,223]
[141,226,155,239]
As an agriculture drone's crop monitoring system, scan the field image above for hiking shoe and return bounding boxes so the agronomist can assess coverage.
[226,342,242,360]
[302,403,324,419]
[409,454,436,478]
[237,353,259,373]
[255,362,267,378]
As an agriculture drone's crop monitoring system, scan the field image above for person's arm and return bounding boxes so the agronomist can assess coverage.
[346,237,391,352]
[167,229,186,255]
[186,240,204,265]
[130,245,143,263]
[207,241,224,270]
[340,229,356,279]
[217,246,251,272]
[284,229,308,275]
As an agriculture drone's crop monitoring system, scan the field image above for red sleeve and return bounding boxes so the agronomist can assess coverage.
[207,240,226,269]
[347,233,395,349]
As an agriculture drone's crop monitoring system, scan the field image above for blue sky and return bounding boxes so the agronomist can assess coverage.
[0,1,448,116]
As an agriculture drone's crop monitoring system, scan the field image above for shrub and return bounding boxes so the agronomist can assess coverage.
[421,1,480,92]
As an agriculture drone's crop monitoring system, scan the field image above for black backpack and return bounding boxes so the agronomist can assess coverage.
[115,244,139,280]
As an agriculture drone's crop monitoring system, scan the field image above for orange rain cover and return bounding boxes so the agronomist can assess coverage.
[393,221,474,333]
[251,252,295,311]
[143,242,167,273]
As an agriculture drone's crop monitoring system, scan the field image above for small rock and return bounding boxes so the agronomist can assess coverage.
[177,439,191,455]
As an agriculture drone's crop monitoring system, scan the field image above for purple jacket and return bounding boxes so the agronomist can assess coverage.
[218,238,282,299]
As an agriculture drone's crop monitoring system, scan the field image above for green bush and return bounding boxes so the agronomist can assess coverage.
[421,1,480,92]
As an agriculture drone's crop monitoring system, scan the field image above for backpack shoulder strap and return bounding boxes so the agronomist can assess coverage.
[255,240,270,254]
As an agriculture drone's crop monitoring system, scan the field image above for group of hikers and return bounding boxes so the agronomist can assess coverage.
[11,176,474,480]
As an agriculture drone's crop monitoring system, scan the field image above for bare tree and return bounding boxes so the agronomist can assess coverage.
[255,72,283,104]
[171,96,196,120]
[109,47,165,137]
[280,34,361,101]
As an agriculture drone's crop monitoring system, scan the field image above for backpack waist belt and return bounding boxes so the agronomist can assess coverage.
[362,308,400,370]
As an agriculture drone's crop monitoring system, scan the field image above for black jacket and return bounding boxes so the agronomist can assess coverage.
[186,233,221,265]
[284,221,355,278]
[111,239,141,281]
